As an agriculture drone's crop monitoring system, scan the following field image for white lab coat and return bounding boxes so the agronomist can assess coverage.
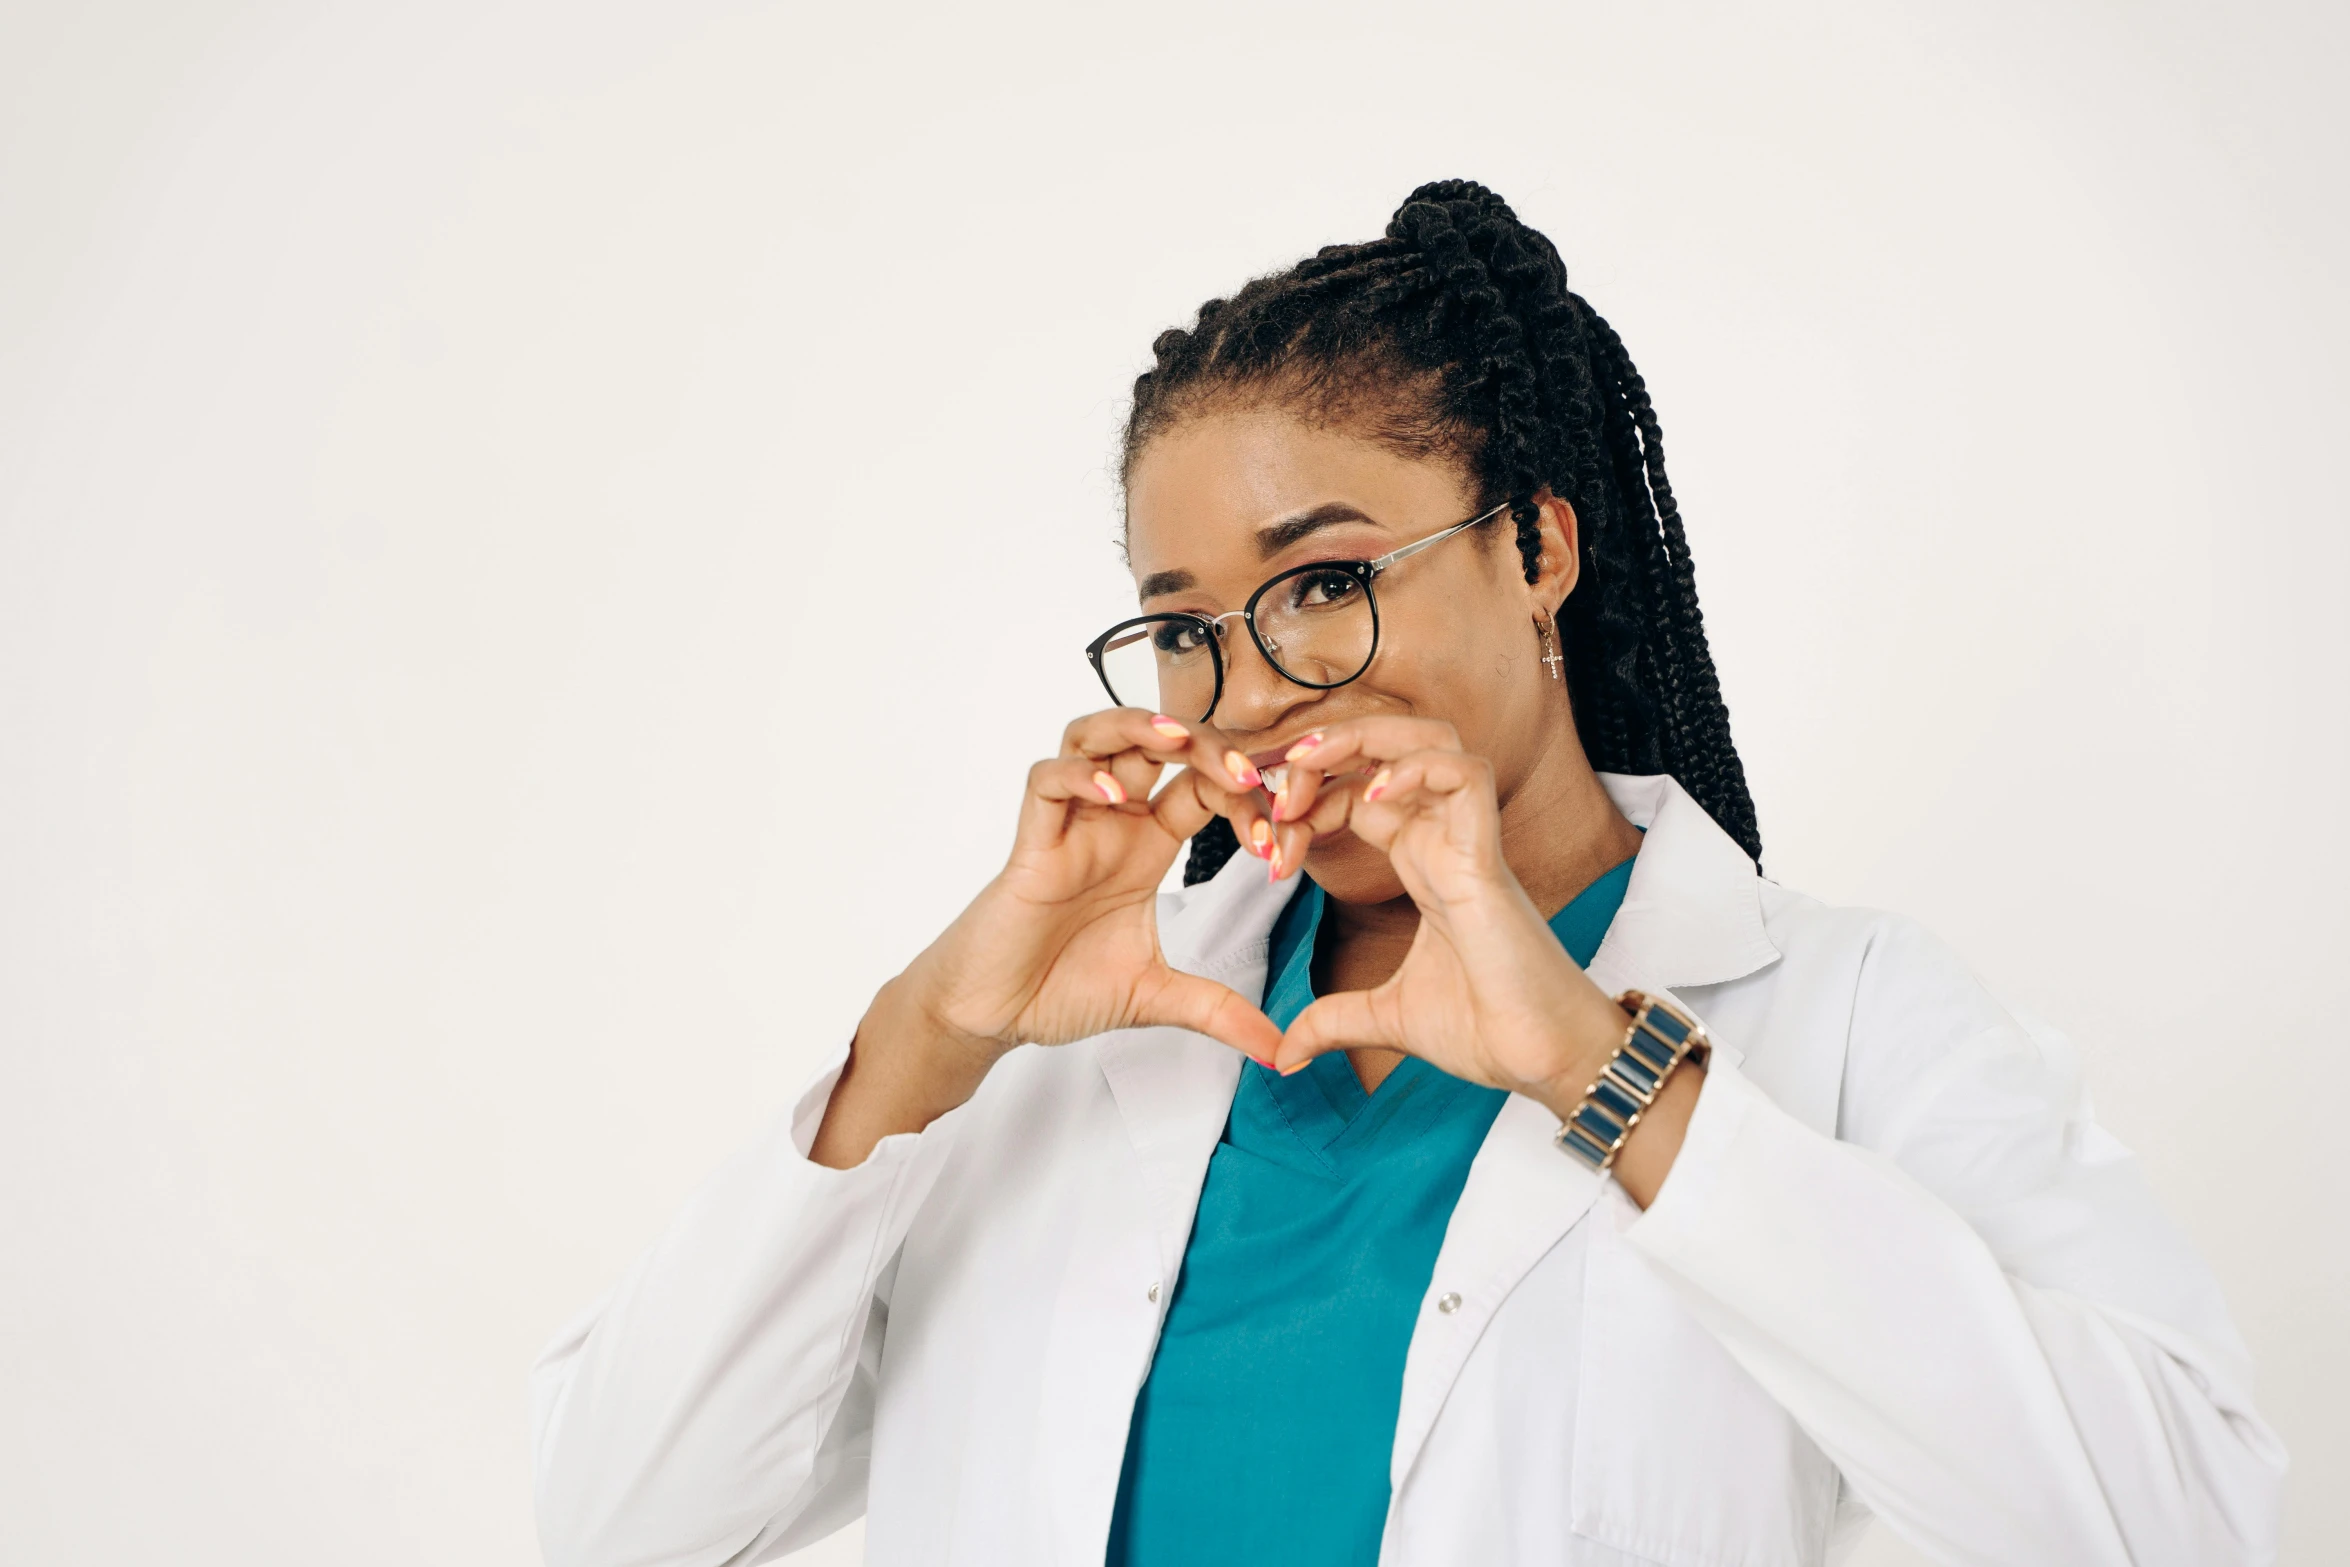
[530,773,2284,1567]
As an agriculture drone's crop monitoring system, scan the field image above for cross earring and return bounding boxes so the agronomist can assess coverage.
[1539,623,1563,681]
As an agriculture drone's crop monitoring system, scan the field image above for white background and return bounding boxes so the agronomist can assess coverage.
[3,2,2343,1563]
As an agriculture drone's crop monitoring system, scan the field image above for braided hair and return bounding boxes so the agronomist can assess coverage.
[1122,180,1762,886]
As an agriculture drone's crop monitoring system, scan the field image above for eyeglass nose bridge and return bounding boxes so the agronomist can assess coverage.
[1198,606,1288,661]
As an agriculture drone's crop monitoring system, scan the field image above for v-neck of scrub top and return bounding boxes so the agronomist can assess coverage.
[1106,853,1637,1567]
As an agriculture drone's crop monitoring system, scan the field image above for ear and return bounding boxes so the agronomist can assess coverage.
[1524,490,1579,618]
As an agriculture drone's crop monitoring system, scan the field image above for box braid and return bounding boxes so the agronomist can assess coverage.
[1120,180,1763,886]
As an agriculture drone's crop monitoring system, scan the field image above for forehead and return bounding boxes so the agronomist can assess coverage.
[1123,410,1476,577]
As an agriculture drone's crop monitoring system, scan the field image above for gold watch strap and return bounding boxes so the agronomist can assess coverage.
[1554,990,1711,1172]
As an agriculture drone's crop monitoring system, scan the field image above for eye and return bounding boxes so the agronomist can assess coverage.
[1149,619,1213,657]
[1284,567,1363,611]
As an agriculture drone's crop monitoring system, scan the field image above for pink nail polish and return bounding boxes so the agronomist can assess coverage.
[1150,715,1188,738]
[1279,1058,1309,1076]
[1365,766,1393,802]
[1225,750,1261,790]
[1249,818,1273,856]
[1092,770,1126,805]
[1284,733,1324,762]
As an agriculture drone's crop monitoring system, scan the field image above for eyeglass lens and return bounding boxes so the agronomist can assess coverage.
[1097,563,1377,719]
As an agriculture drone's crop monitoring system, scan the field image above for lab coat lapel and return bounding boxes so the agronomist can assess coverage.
[1096,857,1296,1282]
[1391,773,1782,1489]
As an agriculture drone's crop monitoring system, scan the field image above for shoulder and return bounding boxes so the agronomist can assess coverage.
[1730,881,2077,1171]
[1753,881,2018,1041]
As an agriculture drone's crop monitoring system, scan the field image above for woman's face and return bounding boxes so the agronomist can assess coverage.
[1124,407,1579,902]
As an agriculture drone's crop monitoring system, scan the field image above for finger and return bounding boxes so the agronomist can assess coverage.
[1134,967,1283,1069]
[1151,760,1276,863]
[1267,813,1314,883]
[1358,747,1493,810]
[1272,716,1463,784]
[1266,751,1326,825]
[1272,986,1402,1074]
[1148,765,1216,842]
[1265,728,1340,825]
[1016,755,1149,846]
[1230,792,1277,862]
[1175,751,1274,861]
[1064,710,1264,798]
[1060,707,1202,764]
[1102,745,1165,803]
[1262,769,1371,880]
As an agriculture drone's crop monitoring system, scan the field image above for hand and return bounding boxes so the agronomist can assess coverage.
[1261,717,1633,1114]
[906,708,1290,1062]
[815,709,1287,1167]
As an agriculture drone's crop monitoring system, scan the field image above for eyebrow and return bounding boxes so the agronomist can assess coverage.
[1256,501,1377,557]
[1137,502,1382,600]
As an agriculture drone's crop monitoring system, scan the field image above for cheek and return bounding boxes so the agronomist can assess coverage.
[1367,596,1526,716]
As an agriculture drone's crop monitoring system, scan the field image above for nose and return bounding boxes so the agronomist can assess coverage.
[1211,614,1318,733]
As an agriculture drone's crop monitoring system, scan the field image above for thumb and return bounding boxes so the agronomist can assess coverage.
[1273,986,1402,1075]
[1133,967,1283,1069]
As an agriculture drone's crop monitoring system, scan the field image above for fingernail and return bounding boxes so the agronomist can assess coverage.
[1252,1054,1277,1071]
[1249,818,1273,856]
[1280,1058,1310,1076]
[1150,715,1188,738]
[1266,842,1281,882]
[1365,766,1393,801]
[1225,750,1261,789]
[1092,770,1126,805]
[1284,733,1324,761]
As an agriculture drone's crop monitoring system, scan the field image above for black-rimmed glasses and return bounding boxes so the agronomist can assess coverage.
[1086,499,1515,723]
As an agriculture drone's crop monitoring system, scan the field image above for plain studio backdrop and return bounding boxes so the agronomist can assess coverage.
[4,1,2344,1563]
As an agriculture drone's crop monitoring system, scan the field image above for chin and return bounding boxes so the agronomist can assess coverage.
[1300,831,1408,905]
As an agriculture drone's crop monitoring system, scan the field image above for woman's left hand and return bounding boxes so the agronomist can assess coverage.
[1264,717,1633,1116]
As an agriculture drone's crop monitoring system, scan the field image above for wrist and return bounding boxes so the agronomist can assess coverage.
[1547,990,1711,1189]
[862,972,1011,1106]
[1525,982,1642,1121]
[810,976,1008,1171]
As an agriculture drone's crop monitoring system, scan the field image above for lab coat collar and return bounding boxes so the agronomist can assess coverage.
[1584,771,1780,998]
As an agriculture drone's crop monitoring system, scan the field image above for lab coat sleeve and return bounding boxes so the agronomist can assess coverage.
[1624,916,2287,1567]
[530,1043,967,1567]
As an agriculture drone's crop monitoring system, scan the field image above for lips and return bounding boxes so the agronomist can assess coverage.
[1245,744,1301,772]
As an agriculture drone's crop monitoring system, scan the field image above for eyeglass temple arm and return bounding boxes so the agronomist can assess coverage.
[1366,500,1515,576]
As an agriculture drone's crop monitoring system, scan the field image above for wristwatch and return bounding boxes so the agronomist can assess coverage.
[1553,990,1711,1173]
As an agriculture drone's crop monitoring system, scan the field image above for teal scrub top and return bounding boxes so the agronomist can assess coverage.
[1105,856,1637,1566]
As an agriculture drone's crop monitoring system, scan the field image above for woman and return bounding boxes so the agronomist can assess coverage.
[531,183,2283,1567]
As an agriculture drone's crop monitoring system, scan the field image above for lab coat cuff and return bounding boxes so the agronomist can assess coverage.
[1621,1051,1764,1258]
[784,1040,968,1176]
[787,1042,856,1158]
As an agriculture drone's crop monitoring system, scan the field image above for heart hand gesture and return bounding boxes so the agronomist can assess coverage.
[1261,717,1632,1111]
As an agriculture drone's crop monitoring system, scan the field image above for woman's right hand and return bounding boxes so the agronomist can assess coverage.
[811,710,1285,1167]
